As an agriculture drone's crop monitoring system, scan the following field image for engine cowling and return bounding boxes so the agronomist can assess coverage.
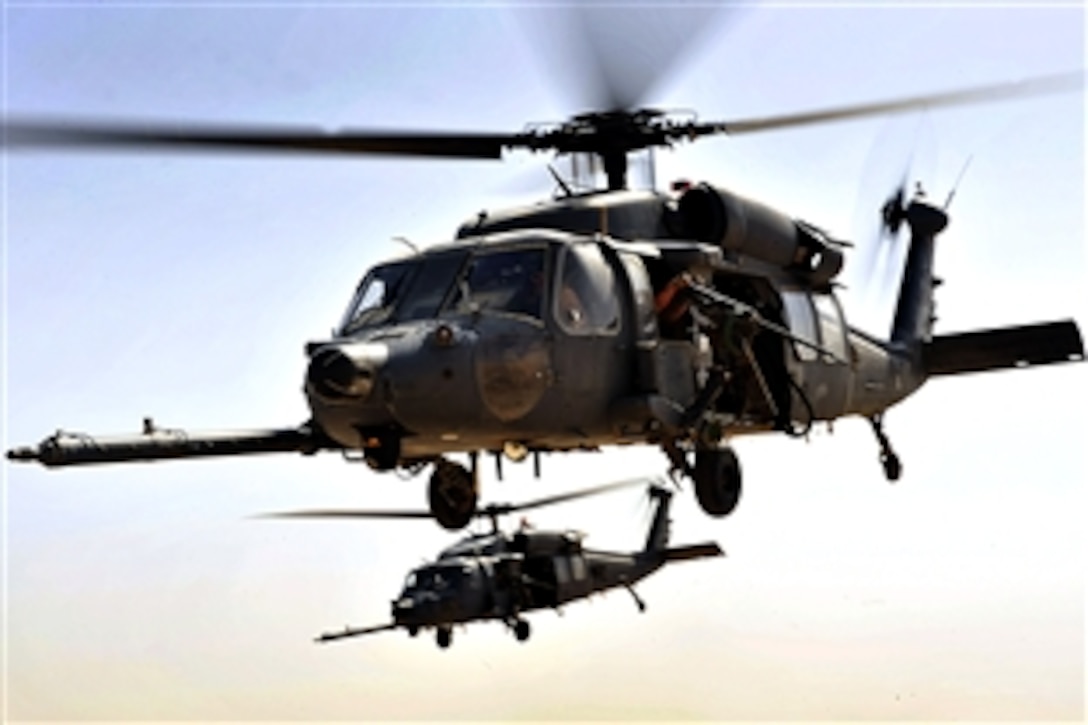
[677,183,843,285]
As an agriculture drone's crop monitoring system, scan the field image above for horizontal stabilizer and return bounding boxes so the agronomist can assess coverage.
[923,319,1084,376]
[664,542,724,562]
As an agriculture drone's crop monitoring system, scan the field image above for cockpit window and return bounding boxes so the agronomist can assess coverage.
[339,263,412,334]
[445,247,546,320]
[404,565,463,592]
[339,252,467,335]
[555,242,620,334]
[781,290,819,362]
[397,252,468,322]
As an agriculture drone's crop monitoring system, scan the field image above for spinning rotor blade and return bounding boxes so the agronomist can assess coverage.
[258,477,656,522]
[538,4,733,112]
[5,71,1078,164]
[483,476,660,517]
[2,117,518,159]
[848,111,939,335]
[854,166,909,301]
[258,509,434,520]
[716,71,1083,135]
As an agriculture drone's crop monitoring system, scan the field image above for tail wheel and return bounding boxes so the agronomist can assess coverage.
[881,452,902,481]
[428,460,478,530]
[693,447,742,517]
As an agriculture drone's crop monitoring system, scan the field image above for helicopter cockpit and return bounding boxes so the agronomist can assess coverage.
[338,249,471,335]
[336,233,624,337]
[393,558,490,627]
[402,564,466,593]
[448,247,547,320]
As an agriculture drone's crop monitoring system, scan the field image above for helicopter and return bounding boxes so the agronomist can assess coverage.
[4,13,1084,532]
[264,478,722,649]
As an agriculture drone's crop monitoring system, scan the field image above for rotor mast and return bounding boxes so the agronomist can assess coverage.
[530,109,694,192]
[602,150,628,192]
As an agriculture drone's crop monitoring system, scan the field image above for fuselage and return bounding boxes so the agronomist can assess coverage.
[303,188,929,464]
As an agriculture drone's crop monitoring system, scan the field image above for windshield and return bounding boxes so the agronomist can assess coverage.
[339,251,467,335]
[446,247,546,320]
[404,565,463,592]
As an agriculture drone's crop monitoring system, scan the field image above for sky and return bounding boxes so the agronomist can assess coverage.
[2,1,1085,722]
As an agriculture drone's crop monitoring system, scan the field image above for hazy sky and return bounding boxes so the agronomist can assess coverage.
[3,1,1085,721]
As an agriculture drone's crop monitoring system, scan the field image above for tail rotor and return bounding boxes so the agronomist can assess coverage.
[849,114,937,335]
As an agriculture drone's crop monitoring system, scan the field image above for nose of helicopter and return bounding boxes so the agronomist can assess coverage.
[392,594,448,626]
[306,341,388,402]
[392,596,416,621]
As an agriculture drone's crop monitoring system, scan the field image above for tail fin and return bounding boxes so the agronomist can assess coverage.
[643,485,673,552]
[890,199,948,345]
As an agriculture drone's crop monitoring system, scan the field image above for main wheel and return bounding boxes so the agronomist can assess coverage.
[436,628,452,649]
[428,460,478,530]
[693,447,742,517]
[514,619,531,642]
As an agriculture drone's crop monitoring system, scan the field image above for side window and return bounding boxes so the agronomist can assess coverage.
[618,251,658,341]
[569,554,587,582]
[553,556,571,586]
[555,243,620,335]
[812,293,846,362]
[781,290,819,362]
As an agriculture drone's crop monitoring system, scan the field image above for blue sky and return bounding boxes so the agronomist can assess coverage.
[3,2,1085,720]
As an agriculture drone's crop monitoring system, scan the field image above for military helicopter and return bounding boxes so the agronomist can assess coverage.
[4,13,1084,531]
[264,478,722,649]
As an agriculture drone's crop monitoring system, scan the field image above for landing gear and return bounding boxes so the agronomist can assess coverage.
[513,618,531,642]
[692,447,742,517]
[881,451,902,481]
[428,458,478,530]
[363,436,400,471]
[623,581,647,612]
[436,626,453,649]
[868,413,902,482]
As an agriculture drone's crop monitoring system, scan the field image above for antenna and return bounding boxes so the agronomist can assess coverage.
[943,154,974,211]
[547,163,574,198]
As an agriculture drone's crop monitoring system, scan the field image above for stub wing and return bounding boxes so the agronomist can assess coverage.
[5,422,333,467]
[316,623,401,643]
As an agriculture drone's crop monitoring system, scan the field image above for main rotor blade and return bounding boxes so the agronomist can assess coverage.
[2,117,519,159]
[260,477,656,522]
[493,476,659,515]
[717,71,1083,136]
[257,509,433,520]
[523,4,734,112]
